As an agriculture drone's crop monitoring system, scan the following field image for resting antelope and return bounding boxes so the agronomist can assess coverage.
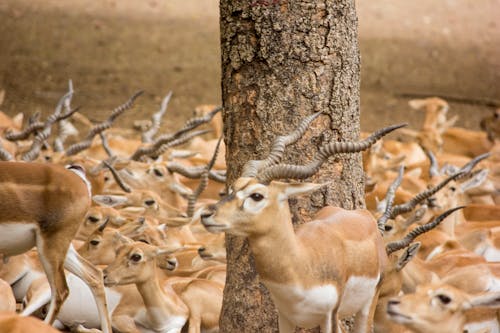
[201,112,405,332]
[103,239,223,333]
[0,161,112,332]
[386,281,500,333]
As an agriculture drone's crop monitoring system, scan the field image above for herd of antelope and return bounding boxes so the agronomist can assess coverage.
[0,82,499,333]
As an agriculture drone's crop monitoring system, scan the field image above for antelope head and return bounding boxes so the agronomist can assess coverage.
[201,112,405,237]
[103,239,178,287]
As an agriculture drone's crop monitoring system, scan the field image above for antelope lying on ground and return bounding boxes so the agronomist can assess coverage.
[103,240,223,333]
[0,311,61,333]
[201,112,404,332]
[386,281,500,333]
[0,161,112,332]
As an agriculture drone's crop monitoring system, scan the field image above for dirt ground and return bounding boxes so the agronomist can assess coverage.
[0,0,498,133]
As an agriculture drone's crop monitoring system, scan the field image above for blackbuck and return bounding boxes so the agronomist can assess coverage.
[200,112,405,333]
[0,161,111,332]
[386,281,500,333]
[103,239,223,333]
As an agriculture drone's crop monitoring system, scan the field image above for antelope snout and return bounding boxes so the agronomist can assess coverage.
[165,258,178,271]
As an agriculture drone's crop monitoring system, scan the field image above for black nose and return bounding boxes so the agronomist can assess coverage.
[198,247,206,254]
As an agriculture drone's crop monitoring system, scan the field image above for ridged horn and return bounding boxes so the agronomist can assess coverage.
[186,136,223,217]
[103,160,131,193]
[386,206,464,255]
[241,112,322,177]
[65,90,143,156]
[377,165,404,233]
[257,123,407,183]
[131,129,210,161]
[22,91,74,161]
[425,148,440,178]
[389,170,465,219]
[142,91,172,143]
[166,162,227,183]
[456,153,490,178]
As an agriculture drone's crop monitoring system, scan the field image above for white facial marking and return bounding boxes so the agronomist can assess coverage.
[239,183,268,214]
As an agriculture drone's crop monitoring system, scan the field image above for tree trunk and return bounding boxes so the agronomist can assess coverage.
[220,1,362,332]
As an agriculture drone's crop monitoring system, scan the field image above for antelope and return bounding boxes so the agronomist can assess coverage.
[0,311,61,333]
[386,281,500,333]
[103,240,223,333]
[200,112,405,332]
[22,236,185,332]
[0,161,112,332]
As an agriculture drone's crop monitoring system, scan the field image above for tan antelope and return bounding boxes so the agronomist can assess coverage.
[0,161,112,332]
[0,311,61,333]
[200,113,405,332]
[103,240,223,333]
[386,281,500,333]
[0,279,16,312]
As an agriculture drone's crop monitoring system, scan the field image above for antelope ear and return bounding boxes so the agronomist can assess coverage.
[93,195,128,207]
[273,181,325,199]
[460,169,489,192]
[396,242,421,271]
[113,231,133,245]
[463,292,500,310]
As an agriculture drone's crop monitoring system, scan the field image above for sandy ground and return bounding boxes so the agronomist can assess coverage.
[0,0,498,133]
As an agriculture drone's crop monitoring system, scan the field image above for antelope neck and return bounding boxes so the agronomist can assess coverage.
[135,270,186,319]
[248,210,303,285]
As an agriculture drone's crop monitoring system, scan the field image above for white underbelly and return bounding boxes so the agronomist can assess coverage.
[57,273,122,328]
[0,223,37,255]
[338,275,380,318]
[134,308,186,333]
[12,270,44,302]
[264,281,339,329]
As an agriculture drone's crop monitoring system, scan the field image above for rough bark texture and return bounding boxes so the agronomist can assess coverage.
[220,1,362,332]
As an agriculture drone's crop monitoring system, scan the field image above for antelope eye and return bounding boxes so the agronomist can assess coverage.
[153,168,164,177]
[90,239,100,246]
[88,216,100,223]
[130,253,142,262]
[250,193,264,202]
[144,199,156,206]
[138,239,150,244]
[436,294,452,304]
[449,186,456,192]
[384,225,393,232]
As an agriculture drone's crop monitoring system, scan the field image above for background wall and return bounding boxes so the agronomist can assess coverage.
[0,0,498,131]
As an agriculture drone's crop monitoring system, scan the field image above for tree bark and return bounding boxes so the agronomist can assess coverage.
[220,1,362,332]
